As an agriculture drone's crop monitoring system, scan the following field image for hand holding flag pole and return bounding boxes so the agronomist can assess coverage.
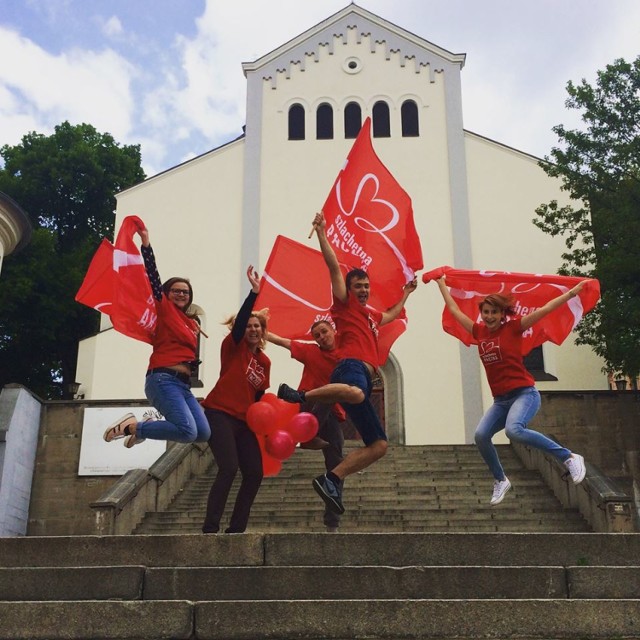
[308,211,323,239]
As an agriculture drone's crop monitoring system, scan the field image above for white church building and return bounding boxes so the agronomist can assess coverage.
[76,4,607,446]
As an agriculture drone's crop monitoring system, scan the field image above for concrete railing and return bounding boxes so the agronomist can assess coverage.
[511,440,635,533]
[90,441,212,535]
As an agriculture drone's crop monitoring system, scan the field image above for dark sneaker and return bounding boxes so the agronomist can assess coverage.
[313,474,345,514]
[278,383,304,404]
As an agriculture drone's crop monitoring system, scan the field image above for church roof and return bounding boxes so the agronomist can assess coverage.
[242,3,466,85]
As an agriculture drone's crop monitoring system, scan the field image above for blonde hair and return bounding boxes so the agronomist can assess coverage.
[223,308,269,349]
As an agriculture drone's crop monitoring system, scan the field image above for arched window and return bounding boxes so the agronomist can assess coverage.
[372,101,390,138]
[344,102,362,139]
[401,100,419,137]
[288,104,305,140]
[316,103,334,140]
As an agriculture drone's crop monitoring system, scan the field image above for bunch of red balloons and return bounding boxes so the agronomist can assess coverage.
[246,393,319,476]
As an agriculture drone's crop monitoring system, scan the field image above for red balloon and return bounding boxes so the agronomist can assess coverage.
[286,412,319,443]
[265,430,296,460]
[260,393,280,407]
[246,402,276,435]
[257,434,282,476]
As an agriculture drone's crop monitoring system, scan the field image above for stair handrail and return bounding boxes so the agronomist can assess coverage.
[511,440,635,532]
[90,441,211,535]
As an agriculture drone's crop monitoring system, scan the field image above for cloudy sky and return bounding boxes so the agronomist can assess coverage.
[1,0,638,177]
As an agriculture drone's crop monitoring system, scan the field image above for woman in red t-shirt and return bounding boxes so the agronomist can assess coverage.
[103,225,210,448]
[435,276,587,506]
[201,266,271,534]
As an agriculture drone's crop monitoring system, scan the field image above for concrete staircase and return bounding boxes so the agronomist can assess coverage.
[134,444,590,534]
[1,531,639,639]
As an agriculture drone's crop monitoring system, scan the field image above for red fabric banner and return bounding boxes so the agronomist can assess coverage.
[422,266,600,354]
[256,235,405,365]
[76,215,157,344]
[321,117,423,311]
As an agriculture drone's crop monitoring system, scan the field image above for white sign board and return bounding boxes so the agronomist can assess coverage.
[78,407,168,476]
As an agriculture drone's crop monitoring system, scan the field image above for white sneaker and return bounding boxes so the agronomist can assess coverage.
[565,454,586,484]
[490,477,511,506]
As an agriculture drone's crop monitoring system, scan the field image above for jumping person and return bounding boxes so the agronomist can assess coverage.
[103,225,210,448]
[201,266,270,534]
[278,211,417,515]
[433,275,587,505]
[268,319,346,531]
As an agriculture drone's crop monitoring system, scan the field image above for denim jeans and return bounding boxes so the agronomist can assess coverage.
[139,372,210,443]
[474,386,571,480]
[330,358,387,446]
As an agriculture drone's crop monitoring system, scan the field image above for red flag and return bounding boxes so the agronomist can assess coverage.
[422,266,600,354]
[321,117,423,311]
[76,215,157,344]
[256,235,406,365]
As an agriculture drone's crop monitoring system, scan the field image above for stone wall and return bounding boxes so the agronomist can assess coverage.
[531,391,640,481]
[23,390,640,536]
[27,399,151,536]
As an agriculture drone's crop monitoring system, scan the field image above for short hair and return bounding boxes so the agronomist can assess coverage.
[345,268,369,289]
[479,294,516,317]
[310,319,335,333]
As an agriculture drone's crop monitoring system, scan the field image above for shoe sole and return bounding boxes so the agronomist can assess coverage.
[124,435,146,448]
[312,477,345,515]
[490,481,512,506]
[103,413,136,442]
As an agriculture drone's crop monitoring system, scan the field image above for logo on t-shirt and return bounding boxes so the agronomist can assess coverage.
[479,339,501,366]
[367,314,379,338]
[246,357,266,389]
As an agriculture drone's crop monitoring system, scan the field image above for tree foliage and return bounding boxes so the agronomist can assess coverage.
[534,56,640,379]
[0,121,145,398]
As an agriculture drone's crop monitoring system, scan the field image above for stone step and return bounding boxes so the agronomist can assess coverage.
[4,533,638,568]
[3,564,639,601]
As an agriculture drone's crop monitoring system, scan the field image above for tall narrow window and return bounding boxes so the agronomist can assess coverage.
[288,104,305,140]
[344,102,362,139]
[401,100,419,137]
[316,103,334,139]
[372,101,390,138]
[523,345,558,381]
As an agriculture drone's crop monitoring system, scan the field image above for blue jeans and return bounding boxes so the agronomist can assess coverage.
[330,359,387,446]
[139,372,210,443]
[474,386,571,480]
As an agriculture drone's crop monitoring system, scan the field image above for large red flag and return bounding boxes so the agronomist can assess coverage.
[76,216,157,344]
[422,266,600,354]
[321,117,423,311]
[256,235,405,365]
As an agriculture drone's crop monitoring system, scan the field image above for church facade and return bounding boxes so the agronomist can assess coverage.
[76,5,606,445]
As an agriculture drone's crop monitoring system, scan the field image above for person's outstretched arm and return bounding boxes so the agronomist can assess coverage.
[380,277,418,326]
[313,211,347,303]
[520,281,585,331]
[267,331,292,351]
[435,276,474,334]
[231,265,261,344]
[137,227,163,302]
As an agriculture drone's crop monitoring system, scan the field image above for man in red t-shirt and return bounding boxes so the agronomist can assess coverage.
[278,212,417,515]
[269,319,345,531]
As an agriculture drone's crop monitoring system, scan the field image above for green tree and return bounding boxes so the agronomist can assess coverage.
[0,121,145,398]
[534,56,640,380]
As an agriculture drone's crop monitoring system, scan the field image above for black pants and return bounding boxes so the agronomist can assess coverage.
[304,402,345,528]
[202,408,263,533]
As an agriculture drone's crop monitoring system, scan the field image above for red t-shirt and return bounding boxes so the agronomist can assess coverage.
[202,334,271,421]
[472,318,535,397]
[331,294,383,369]
[290,341,346,421]
[148,296,199,369]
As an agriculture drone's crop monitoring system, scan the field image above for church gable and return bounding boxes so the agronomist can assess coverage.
[242,4,465,88]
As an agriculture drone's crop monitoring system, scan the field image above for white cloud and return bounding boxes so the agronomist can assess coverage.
[0,25,136,143]
[102,15,124,39]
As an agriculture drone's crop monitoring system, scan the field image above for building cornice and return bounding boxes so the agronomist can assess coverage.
[0,191,32,257]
